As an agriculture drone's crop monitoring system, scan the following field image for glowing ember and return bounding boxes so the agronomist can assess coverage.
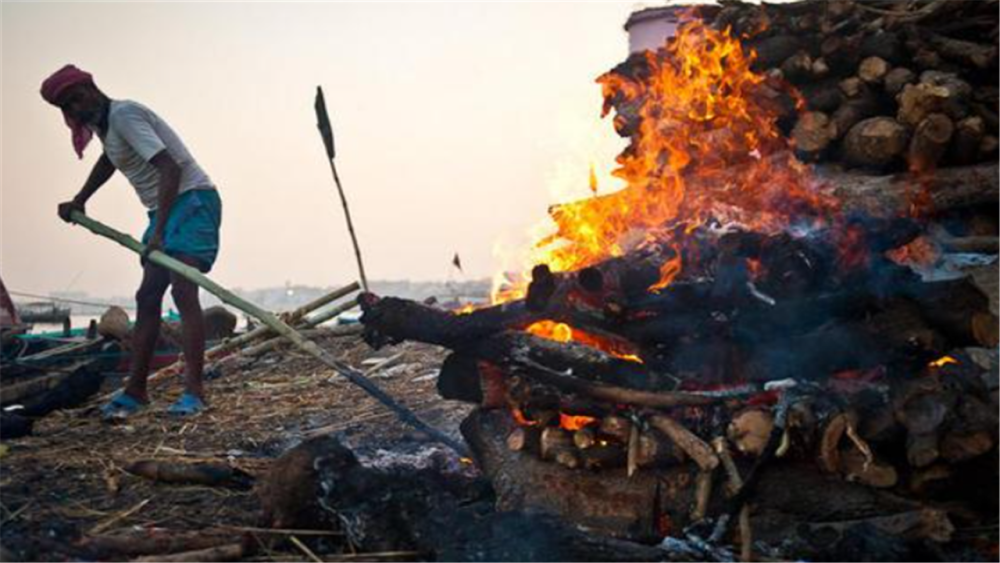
[886,236,939,268]
[526,320,642,361]
[559,413,598,431]
[929,356,958,368]
[512,407,539,427]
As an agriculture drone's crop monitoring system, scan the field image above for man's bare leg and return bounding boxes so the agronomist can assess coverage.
[170,257,206,400]
[124,262,171,403]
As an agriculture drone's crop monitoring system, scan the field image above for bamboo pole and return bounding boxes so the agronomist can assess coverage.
[97,285,361,401]
[219,281,360,352]
[237,298,360,357]
[69,211,466,455]
[241,324,362,357]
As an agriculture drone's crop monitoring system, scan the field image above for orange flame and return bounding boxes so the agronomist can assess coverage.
[559,413,598,431]
[512,407,539,427]
[929,356,958,368]
[526,320,642,361]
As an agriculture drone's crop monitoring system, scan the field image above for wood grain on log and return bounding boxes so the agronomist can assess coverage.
[648,415,720,471]
[908,113,955,172]
[858,56,891,84]
[842,116,910,169]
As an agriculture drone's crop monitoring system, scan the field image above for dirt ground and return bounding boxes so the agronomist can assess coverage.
[0,331,472,561]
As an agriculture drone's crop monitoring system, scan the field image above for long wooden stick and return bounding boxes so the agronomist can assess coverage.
[69,211,466,455]
[238,299,360,357]
[316,86,369,291]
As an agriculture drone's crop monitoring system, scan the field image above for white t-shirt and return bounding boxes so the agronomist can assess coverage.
[98,100,215,210]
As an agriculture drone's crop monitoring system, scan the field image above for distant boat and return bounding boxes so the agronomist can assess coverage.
[15,301,72,324]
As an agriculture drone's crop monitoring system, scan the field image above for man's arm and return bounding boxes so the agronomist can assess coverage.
[144,150,182,251]
[57,153,116,222]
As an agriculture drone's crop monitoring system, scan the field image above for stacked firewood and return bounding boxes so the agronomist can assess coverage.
[359,231,999,478]
[610,0,999,171]
[358,171,998,548]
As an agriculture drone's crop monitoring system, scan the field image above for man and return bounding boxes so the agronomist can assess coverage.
[43,64,221,418]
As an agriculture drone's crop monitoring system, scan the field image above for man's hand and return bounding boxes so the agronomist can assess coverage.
[57,199,85,223]
[143,231,164,260]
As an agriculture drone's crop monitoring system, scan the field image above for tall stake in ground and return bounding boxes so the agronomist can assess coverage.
[315,86,369,291]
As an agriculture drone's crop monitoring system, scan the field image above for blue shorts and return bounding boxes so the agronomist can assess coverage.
[142,189,222,273]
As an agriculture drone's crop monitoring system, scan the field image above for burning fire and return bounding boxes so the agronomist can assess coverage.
[929,356,958,368]
[492,21,841,355]
[559,413,598,431]
[512,407,539,427]
[525,320,642,361]
[493,20,837,302]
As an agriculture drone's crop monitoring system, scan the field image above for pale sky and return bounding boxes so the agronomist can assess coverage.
[2,2,635,298]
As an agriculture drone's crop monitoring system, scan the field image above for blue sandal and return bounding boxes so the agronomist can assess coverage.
[100,392,147,421]
[167,392,206,416]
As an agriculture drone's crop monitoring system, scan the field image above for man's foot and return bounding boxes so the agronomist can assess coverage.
[100,392,147,421]
[167,392,206,416]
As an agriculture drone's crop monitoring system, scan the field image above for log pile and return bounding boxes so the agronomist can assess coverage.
[347,1,998,558]
[358,195,998,557]
[607,0,999,172]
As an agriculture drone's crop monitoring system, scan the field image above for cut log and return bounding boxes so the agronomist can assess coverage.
[506,426,541,454]
[948,116,986,165]
[908,113,955,172]
[897,82,951,126]
[539,427,574,461]
[883,67,916,97]
[750,35,805,69]
[791,111,837,159]
[781,50,815,83]
[839,76,864,98]
[858,56,890,84]
[925,33,998,69]
[842,117,910,169]
[832,162,999,217]
[801,79,844,112]
[635,431,684,468]
[860,31,905,65]
[839,448,899,488]
[360,295,537,349]
[822,34,863,75]
[599,415,633,444]
[728,409,775,457]
[647,415,719,471]
[831,94,882,140]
